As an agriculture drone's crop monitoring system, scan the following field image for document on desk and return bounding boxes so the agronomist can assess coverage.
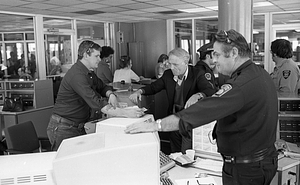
[192,158,223,173]
[175,176,217,185]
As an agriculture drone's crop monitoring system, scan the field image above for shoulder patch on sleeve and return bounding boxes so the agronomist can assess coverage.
[213,84,232,97]
[205,73,212,80]
[282,70,291,79]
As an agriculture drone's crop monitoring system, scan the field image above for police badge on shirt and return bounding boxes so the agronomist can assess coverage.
[205,73,211,81]
[283,70,291,79]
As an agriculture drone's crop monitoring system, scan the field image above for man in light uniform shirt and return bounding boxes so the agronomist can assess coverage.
[270,39,300,93]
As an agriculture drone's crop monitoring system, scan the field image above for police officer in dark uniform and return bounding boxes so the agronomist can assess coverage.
[125,29,278,185]
[194,42,218,89]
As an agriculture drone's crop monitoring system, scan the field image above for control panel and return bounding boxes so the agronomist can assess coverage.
[278,94,300,143]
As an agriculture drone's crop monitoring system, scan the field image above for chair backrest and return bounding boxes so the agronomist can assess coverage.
[4,121,40,154]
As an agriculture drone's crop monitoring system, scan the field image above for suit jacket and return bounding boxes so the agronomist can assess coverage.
[142,65,216,115]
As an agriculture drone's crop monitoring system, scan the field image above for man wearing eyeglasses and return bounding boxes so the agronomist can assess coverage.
[126,30,278,185]
[270,39,300,93]
[47,40,145,151]
[129,48,217,154]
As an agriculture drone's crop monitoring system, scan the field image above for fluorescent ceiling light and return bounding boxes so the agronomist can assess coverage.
[253,2,273,7]
[295,29,300,32]
[288,20,300,23]
[207,6,218,11]
[179,8,212,13]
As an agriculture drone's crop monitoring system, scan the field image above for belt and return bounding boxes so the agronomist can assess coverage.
[51,114,85,129]
[221,147,275,164]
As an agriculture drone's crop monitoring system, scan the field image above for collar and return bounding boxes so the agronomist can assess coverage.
[275,59,290,68]
[231,59,252,78]
[99,59,109,66]
[173,65,189,82]
[76,60,91,75]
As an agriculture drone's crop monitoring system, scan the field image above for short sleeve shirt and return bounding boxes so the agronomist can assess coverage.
[271,59,300,93]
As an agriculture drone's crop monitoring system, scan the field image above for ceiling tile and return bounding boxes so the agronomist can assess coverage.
[134,0,159,2]
[168,4,199,9]
[51,6,82,13]
[119,2,156,9]
[81,0,101,2]
[43,0,83,6]
[3,7,35,13]
[101,7,129,13]
[71,3,108,9]
[253,6,283,13]
[23,0,48,2]
[148,0,184,6]
[140,7,172,12]
[96,0,137,6]
[118,10,147,15]
[0,0,31,6]
[193,1,218,7]
[20,3,60,9]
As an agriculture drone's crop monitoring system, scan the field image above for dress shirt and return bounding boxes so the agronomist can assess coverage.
[53,60,112,123]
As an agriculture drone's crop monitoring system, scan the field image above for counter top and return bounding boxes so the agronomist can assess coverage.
[0,105,53,115]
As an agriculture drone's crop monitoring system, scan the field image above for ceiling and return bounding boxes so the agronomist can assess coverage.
[0,0,299,32]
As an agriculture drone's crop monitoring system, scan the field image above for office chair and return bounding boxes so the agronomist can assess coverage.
[4,121,41,154]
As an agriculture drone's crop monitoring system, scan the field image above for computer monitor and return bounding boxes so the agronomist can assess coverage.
[53,115,160,185]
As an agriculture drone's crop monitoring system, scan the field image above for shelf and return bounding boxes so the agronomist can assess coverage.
[0,79,53,109]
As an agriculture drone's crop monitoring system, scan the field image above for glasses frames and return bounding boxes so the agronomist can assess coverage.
[215,30,232,44]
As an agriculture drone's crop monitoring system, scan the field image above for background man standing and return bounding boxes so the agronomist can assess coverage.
[270,38,300,93]
[195,42,218,90]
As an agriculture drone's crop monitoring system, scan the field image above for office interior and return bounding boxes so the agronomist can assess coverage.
[0,0,300,184]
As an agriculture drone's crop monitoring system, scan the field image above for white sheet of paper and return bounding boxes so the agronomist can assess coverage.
[175,176,217,185]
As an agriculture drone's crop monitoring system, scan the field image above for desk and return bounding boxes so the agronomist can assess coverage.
[168,165,222,185]
[168,157,300,185]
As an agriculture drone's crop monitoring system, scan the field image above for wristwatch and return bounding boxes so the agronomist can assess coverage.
[197,93,204,100]
[156,119,162,131]
[108,92,117,98]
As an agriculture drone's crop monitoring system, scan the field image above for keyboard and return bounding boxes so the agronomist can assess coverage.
[160,151,176,174]
[160,175,174,185]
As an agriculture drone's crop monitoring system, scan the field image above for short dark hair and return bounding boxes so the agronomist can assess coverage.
[157,54,168,63]
[78,40,101,60]
[198,42,214,60]
[119,55,131,69]
[199,50,213,60]
[214,29,251,58]
[100,46,114,59]
[271,39,293,59]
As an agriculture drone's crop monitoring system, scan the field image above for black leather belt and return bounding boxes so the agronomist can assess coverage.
[52,114,85,129]
[221,147,274,164]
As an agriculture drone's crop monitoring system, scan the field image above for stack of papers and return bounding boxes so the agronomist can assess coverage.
[192,158,223,173]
